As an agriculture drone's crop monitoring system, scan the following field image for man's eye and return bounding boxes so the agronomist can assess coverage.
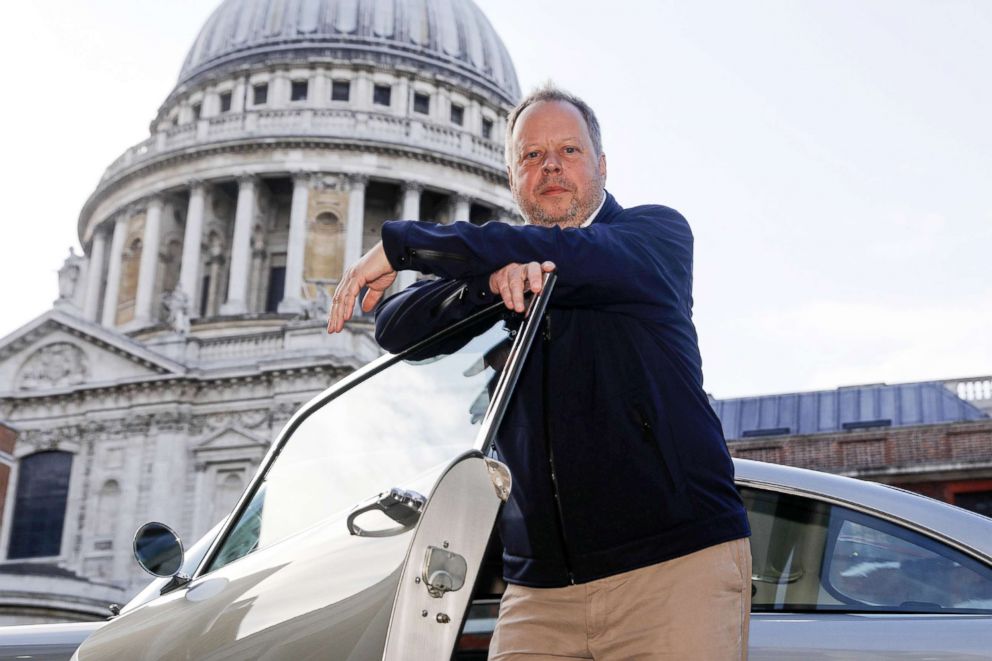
[563,146,577,154]
[525,151,540,159]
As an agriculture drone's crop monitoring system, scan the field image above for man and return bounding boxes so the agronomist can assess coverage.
[328,85,751,660]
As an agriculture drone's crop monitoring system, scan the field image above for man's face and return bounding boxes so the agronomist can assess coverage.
[507,100,607,228]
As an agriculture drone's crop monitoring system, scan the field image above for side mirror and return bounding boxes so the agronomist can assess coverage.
[133,522,185,577]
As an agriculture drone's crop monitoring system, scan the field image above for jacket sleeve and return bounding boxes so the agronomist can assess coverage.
[380,207,693,312]
[373,275,495,354]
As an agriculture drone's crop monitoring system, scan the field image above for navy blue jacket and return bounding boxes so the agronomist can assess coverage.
[375,191,750,587]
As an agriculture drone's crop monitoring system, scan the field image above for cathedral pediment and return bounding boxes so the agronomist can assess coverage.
[195,427,269,451]
[0,310,185,395]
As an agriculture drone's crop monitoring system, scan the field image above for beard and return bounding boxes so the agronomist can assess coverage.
[514,175,604,228]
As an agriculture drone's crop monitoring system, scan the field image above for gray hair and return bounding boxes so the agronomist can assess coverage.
[504,82,603,166]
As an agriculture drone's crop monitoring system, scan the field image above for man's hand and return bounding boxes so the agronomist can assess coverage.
[327,242,396,333]
[490,261,556,312]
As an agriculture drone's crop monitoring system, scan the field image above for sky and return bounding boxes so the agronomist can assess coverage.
[0,0,988,399]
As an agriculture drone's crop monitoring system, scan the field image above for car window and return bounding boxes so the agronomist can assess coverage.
[742,486,992,613]
[206,310,512,572]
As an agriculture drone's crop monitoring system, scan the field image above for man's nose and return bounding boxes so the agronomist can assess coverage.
[542,154,562,173]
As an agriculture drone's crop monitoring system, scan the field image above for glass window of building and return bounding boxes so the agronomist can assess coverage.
[331,80,350,102]
[450,103,464,126]
[253,83,268,106]
[191,103,201,121]
[8,451,73,559]
[219,91,232,113]
[265,267,286,313]
[373,84,392,107]
[291,80,309,102]
[482,117,493,140]
[413,92,430,115]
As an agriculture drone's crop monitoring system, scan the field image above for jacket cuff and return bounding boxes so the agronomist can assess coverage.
[381,220,413,271]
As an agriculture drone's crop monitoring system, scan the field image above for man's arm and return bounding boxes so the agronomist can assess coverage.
[373,277,489,353]
[328,206,691,333]
[381,208,692,310]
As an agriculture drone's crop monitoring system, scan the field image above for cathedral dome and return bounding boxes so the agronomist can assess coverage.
[177,0,520,105]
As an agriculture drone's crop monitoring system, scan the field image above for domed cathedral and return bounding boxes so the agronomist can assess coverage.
[0,0,520,624]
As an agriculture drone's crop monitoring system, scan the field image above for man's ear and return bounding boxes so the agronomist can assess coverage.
[598,152,607,181]
[506,165,515,189]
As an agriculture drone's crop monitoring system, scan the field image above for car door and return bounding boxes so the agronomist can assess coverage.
[743,485,992,659]
[74,283,552,661]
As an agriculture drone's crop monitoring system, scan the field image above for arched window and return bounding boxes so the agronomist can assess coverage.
[8,451,73,559]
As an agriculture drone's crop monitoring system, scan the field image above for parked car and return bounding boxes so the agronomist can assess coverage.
[4,274,990,660]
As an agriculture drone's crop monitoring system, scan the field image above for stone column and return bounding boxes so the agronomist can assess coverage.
[453,194,471,222]
[344,174,368,268]
[355,71,372,110]
[279,172,311,313]
[178,181,206,318]
[396,77,410,116]
[101,213,129,327]
[221,176,257,315]
[397,183,422,289]
[83,227,109,321]
[133,195,163,324]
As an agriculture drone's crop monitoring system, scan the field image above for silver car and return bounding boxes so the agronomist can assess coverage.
[4,275,991,660]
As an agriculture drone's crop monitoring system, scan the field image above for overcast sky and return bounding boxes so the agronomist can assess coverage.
[0,0,988,398]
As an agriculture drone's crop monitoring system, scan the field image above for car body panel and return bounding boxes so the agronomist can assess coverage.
[750,613,992,659]
[0,622,106,661]
[384,454,508,660]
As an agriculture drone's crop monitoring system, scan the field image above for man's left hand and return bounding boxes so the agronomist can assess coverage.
[327,242,396,333]
[490,261,556,313]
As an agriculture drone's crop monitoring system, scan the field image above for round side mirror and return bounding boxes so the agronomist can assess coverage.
[133,522,185,577]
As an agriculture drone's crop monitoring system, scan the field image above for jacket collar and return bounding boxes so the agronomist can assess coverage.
[592,190,622,225]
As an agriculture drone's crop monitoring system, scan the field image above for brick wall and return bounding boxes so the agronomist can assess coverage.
[728,419,992,505]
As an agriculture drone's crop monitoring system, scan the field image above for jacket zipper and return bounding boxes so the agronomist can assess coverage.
[542,314,576,585]
[635,407,678,492]
[409,248,469,263]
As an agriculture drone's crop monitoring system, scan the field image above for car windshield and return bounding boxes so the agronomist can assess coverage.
[206,307,514,572]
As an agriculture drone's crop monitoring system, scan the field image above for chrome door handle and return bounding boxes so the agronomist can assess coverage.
[347,487,427,537]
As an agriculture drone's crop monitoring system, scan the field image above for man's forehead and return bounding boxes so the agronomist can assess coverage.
[513,101,589,141]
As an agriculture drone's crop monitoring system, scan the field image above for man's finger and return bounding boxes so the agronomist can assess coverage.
[362,288,383,312]
[542,261,556,272]
[497,274,513,310]
[510,265,527,312]
[526,262,543,293]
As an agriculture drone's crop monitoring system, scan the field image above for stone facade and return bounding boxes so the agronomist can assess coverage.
[0,0,521,624]
[0,423,15,532]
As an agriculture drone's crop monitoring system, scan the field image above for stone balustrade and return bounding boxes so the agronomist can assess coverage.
[946,376,992,414]
[195,331,284,362]
[99,109,505,185]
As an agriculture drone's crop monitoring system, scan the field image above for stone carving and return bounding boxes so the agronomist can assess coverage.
[57,248,84,301]
[302,285,331,320]
[162,288,191,334]
[17,343,89,390]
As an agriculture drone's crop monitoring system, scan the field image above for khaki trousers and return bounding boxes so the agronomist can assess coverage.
[489,538,751,660]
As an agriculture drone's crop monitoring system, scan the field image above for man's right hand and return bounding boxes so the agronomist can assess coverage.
[489,261,556,313]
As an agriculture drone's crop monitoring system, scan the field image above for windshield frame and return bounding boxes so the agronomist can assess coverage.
[191,275,555,581]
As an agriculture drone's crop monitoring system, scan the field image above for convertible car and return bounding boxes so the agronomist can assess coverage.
[2,274,991,660]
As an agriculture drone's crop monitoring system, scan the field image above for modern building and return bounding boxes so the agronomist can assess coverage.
[0,0,520,624]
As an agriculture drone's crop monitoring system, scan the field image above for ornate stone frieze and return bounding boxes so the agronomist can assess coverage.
[17,343,89,391]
